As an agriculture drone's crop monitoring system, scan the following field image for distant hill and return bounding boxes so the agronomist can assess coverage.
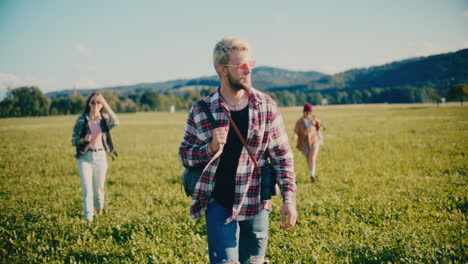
[46,49,467,99]
[268,48,468,93]
[251,67,326,90]
[46,79,190,98]
[46,67,327,98]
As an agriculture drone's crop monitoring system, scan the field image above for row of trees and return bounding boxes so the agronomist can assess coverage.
[0,84,466,118]
[0,87,209,118]
[271,84,467,106]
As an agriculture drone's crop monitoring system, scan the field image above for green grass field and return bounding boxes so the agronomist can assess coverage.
[0,104,466,263]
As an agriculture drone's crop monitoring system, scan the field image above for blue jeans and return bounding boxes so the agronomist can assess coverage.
[206,199,269,264]
[77,150,107,221]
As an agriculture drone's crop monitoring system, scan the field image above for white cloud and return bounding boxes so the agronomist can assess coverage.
[407,41,450,57]
[463,10,468,17]
[276,52,344,74]
[315,64,341,75]
[75,79,97,89]
[0,73,25,99]
[73,43,91,56]
[273,15,288,24]
[0,73,63,95]
[0,73,24,90]
[117,80,132,85]
[74,64,100,73]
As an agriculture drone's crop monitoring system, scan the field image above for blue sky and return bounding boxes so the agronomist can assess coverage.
[0,0,467,96]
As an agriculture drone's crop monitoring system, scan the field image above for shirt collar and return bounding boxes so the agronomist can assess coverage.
[211,86,261,111]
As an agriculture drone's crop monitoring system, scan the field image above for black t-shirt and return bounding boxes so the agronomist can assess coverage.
[212,106,249,210]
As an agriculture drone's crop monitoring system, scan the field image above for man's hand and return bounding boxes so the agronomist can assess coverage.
[208,127,228,155]
[281,202,297,229]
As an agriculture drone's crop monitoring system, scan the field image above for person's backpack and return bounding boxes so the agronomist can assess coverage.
[180,100,216,197]
[306,117,318,145]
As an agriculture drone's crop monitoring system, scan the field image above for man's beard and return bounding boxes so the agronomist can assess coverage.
[227,72,250,91]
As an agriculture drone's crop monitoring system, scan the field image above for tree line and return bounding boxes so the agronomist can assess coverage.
[0,84,466,118]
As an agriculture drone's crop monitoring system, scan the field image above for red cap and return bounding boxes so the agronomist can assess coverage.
[303,103,313,112]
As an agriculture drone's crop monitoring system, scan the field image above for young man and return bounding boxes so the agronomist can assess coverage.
[179,37,297,264]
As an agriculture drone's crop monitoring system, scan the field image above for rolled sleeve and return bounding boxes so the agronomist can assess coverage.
[105,114,120,129]
[71,115,84,146]
[178,105,213,168]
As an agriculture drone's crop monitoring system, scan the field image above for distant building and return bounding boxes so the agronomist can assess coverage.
[72,87,78,97]
[170,105,175,113]
[321,98,328,105]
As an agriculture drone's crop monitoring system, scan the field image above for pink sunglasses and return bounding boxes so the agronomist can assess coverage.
[224,60,256,72]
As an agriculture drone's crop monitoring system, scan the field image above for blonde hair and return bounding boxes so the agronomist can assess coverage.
[213,37,251,72]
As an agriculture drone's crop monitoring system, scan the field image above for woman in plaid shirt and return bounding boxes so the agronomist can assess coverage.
[179,37,297,264]
[71,93,119,224]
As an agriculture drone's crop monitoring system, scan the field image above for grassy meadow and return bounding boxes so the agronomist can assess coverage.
[0,104,466,263]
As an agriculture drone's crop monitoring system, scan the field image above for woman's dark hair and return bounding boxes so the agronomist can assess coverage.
[83,92,104,115]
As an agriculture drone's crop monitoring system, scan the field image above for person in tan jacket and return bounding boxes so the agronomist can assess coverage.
[292,103,324,182]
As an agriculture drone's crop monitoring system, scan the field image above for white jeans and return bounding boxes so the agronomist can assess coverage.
[77,150,107,221]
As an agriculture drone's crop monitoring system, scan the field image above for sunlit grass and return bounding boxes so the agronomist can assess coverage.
[0,104,466,263]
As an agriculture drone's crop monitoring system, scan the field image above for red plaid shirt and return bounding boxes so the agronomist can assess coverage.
[179,88,296,221]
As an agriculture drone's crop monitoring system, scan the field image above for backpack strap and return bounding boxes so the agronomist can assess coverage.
[220,107,261,175]
[199,100,218,128]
